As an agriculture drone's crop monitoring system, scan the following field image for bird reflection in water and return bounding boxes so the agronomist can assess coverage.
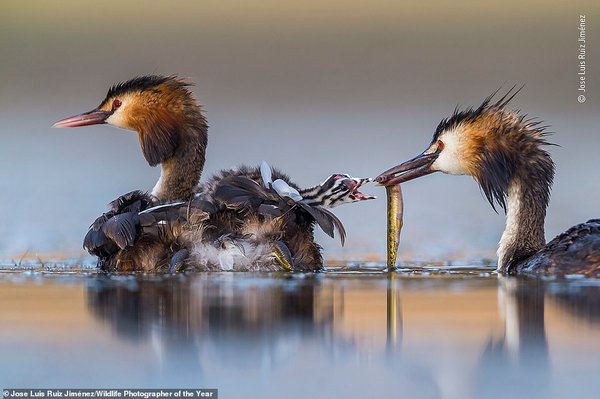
[84,273,600,398]
[477,277,600,399]
[476,278,550,399]
[84,273,430,396]
[86,275,341,375]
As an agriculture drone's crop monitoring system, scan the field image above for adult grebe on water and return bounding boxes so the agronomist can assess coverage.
[54,75,375,271]
[377,88,599,275]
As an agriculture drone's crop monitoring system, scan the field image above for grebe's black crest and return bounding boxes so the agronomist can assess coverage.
[99,75,188,108]
[433,85,525,142]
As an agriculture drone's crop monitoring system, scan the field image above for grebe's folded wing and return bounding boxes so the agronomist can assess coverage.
[297,202,347,246]
[84,190,154,255]
[213,175,278,209]
[108,190,153,213]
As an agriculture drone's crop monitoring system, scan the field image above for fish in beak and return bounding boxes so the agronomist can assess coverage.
[385,184,403,270]
[374,143,443,269]
[52,109,112,128]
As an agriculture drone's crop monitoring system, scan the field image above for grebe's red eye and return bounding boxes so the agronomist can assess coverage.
[112,99,122,111]
[437,140,444,151]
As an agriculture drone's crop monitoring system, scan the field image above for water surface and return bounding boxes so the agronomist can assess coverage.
[1,267,599,399]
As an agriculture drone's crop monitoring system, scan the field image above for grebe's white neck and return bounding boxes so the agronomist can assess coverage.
[497,176,548,272]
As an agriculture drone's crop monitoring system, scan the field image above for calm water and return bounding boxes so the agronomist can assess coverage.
[1,267,600,399]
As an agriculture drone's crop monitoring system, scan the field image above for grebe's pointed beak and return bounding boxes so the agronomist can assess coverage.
[52,108,111,128]
[375,150,440,186]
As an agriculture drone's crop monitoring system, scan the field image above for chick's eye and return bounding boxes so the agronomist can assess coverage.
[112,99,122,111]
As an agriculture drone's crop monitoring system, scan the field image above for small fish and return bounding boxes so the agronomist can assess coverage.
[272,241,294,271]
[386,185,404,270]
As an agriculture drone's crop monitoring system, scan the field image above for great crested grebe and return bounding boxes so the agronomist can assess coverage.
[376,88,600,275]
[53,75,374,271]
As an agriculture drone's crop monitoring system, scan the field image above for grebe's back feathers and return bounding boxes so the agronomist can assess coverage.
[210,167,347,244]
[516,219,600,275]
[82,160,371,271]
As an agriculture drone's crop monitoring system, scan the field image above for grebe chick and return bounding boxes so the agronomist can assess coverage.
[376,88,600,275]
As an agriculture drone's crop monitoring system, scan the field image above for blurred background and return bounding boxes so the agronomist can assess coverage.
[0,0,598,262]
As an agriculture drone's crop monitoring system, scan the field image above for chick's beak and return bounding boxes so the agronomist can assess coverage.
[375,151,440,186]
[52,109,111,128]
[343,177,377,201]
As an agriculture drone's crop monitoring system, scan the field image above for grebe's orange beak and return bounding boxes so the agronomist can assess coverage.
[52,108,111,128]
